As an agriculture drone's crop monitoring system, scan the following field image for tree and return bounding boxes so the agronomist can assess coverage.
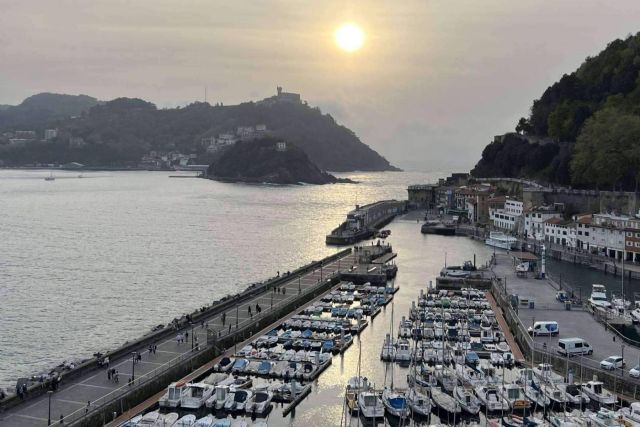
[515,117,532,134]
[571,107,640,190]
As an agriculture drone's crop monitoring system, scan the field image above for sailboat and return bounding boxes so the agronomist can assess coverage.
[406,313,431,417]
[381,299,410,420]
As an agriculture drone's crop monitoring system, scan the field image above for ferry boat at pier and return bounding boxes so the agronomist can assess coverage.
[485,232,517,250]
[421,220,456,235]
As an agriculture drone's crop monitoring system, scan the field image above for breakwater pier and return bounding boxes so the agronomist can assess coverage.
[0,248,373,427]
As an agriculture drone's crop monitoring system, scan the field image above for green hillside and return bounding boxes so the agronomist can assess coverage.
[472,32,640,190]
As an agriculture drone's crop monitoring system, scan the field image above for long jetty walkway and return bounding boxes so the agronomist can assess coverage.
[0,249,359,427]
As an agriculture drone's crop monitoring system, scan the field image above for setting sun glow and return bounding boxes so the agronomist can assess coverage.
[335,23,364,52]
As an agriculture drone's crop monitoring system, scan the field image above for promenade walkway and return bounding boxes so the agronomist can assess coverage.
[0,251,356,427]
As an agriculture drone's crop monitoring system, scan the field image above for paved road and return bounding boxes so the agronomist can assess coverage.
[0,252,356,427]
[491,252,640,382]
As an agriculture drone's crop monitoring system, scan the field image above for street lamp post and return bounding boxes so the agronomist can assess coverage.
[191,323,195,350]
[131,352,136,382]
[47,390,53,426]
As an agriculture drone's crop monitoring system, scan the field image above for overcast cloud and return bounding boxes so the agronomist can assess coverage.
[1,0,640,171]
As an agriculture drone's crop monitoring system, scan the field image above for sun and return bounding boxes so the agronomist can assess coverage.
[335,23,364,52]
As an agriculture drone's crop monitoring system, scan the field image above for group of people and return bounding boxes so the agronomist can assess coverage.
[147,344,158,354]
[106,368,119,383]
[247,302,263,318]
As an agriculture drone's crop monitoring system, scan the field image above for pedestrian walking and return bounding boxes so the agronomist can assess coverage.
[107,369,111,381]
[153,344,157,354]
[282,287,286,295]
[60,414,64,425]
[114,370,119,383]
[229,324,232,333]
[222,312,226,326]
[104,356,109,368]
[185,331,189,341]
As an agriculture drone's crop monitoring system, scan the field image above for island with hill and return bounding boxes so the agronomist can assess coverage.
[206,138,353,185]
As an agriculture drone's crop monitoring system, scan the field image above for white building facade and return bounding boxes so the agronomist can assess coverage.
[523,207,562,241]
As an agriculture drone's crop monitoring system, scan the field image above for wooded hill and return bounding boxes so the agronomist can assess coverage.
[472,32,640,190]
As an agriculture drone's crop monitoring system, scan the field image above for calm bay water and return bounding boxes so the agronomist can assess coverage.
[0,169,437,390]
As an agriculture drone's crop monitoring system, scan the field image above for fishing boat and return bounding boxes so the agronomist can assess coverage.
[453,385,481,414]
[474,385,509,412]
[181,383,214,409]
[345,376,370,413]
[158,381,187,408]
[499,383,531,411]
[485,231,517,250]
[407,387,431,417]
[556,383,589,406]
[246,390,273,415]
[358,390,385,420]
[381,387,410,418]
[431,387,461,414]
[581,380,616,405]
[395,339,411,363]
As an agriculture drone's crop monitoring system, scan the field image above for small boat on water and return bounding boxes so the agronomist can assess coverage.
[581,380,616,405]
[421,220,456,235]
[499,383,531,411]
[193,415,216,427]
[134,411,179,426]
[431,387,461,414]
[532,363,564,383]
[206,385,230,410]
[246,390,273,415]
[181,383,214,409]
[556,383,589,406]
[588,408,625,427]
[406,387,431,417]
[485,231,517,250]
[382,388,410,418]
[618,402,640,424]
[158,381,187,408]
[380,334,396,361]
[474,385,509,412]
[588,284,612,309]
[358,390,385,420]
[453,385,481,414]
[173,415,197,427]
[45,172,55,181]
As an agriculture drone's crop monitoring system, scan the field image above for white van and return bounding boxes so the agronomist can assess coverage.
[528,321,559,336]
[557,338,593,356]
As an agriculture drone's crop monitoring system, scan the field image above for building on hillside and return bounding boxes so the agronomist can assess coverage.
[407,184,437,209]
[625,229,640,262]
[523,206,563,241]
[257,86,302,106]
[44,129,58,140]
[14,130,36,139]
[276,141,287,151]
[490,198,524,232]
[544,217,575,247]
[574,214,593,251]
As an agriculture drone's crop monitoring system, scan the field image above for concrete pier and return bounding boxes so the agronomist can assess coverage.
[0,249,357,427]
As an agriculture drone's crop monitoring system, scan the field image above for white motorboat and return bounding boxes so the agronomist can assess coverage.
[556,383,589,406]
[203,373,230,386]
[382,388,410,418]
[474,385,509,412]
[395,339,411,362]
[358,390,385,420]
[453,385,481,414]
[533,363,564,383]
[524,384,550,408]
[542,384,570,407]
[380,334,396,361]
[246,390,273,415]
[181,383,214,409]
[173,415,197,427]
[232,389,253,412]
[499,383,531,411]
[158,381,187,408]
[490,352,504,366]
[588,284,612,309]
[617,401,640,424]
[497,342,511,352]
[134,411,179,426]
[485,232,517,250]
[205,385,230,410]
[581,380,616,405]
[406,387,431,417]
[588,408,624,427]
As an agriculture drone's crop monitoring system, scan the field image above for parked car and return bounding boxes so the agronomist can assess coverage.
[528,321,559,337]
[557,338,592,357]
[600,356,625,370]
[629,365,640,378]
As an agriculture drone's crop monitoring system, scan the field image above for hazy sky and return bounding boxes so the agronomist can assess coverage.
[2,1,640,171]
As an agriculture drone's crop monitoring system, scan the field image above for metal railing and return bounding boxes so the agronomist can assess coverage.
[67,266,345,426]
